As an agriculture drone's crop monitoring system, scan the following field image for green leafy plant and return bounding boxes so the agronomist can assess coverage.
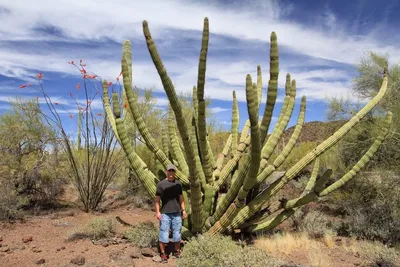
[85,217,116,240]
[124,221,158,248]
[176,233,279,267]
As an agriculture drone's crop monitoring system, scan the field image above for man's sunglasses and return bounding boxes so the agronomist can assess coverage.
[167,169,176,172]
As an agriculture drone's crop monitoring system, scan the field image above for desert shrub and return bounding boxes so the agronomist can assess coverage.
[124,221,158,248]
[67,231,89,241]
[0,179,28,220]
[328,171,400,245]
[176,233,280,267]
[85,217,116,240]
[357,241,400,267]
[291,209,334,238]
[366,256,398,267]
[0,99,68,219]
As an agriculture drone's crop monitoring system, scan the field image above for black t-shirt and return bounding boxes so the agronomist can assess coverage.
[156,179,183,214]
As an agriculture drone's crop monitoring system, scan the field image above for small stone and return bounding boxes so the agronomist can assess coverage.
[32,247,42,253]
[22,236,33,243]
[70,255,85,265]
[61,246,66,250]
[0,236,3,242]
[152,255,162,262]
[35,258,45,264]
[0,247,10,252]
[109,250,124,261]
[0,244,2,248]
[129,247,143,259]
[140,248,157,257]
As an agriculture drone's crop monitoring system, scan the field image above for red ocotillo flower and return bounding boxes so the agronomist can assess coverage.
[36,72,43,79]
[19,84,27,89]
[84,74,97,79]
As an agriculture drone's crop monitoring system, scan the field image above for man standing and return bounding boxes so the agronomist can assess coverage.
[155,164,187,263]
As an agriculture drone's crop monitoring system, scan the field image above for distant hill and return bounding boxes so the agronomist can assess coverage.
[279,120,347,144]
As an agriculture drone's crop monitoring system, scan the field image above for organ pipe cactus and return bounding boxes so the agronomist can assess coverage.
[102,17,392,236]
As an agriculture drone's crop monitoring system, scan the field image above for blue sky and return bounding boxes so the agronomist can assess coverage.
[0,0,399,135]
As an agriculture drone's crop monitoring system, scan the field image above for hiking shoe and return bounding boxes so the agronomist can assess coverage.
[173,250,182,259]
[160,253,168,263]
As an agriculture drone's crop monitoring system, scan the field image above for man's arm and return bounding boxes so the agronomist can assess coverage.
[179,194,187,219]
[155,195,161,220]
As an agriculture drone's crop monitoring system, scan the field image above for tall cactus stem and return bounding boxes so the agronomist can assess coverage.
[143,20,204,231]
[260,32,279,143]
[168,107,189,175]
[301,157,320,196]
[257,65,262,109]
[196,18,213,184]
[319,111,392,196]
[231,91,239,158]
[102,80,121,144]
[112,92,157,197]
[227,72,388,231]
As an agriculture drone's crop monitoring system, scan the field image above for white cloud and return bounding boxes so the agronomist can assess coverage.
[210,107,230,113]
[0,0,396,105]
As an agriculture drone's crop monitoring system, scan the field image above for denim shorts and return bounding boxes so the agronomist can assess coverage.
[159,212,182,243]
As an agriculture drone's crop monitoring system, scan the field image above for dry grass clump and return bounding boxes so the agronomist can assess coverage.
[254,232,334,267]
[255,232,400,267]
[123,221,158,248]
[67,216,116,241]
[342,239,400,266]
[85,217,116,240]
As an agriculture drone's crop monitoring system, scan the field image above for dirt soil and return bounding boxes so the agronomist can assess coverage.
[0,187,177,267]
[0,186,398,267]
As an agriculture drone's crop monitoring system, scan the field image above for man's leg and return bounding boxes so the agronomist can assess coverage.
[159,213,171,262]
[171,212,182,257]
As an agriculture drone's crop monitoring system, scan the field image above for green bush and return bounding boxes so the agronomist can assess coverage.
[290,209,334,239]
[176,233,280,267]
[329,172,400,246]
[358,241,400,267]
[85,217,116,240]
[124,221,158,248]
[0,179,28,220]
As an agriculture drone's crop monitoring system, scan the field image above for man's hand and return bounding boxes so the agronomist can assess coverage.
[182,210,187,220]
[156,211,162,220]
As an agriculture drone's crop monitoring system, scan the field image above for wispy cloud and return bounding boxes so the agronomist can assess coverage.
[0,0,397,113]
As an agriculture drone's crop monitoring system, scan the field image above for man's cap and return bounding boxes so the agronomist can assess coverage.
[166,164,177,171]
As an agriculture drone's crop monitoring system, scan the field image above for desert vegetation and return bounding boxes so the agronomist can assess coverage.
[0,16,399,267]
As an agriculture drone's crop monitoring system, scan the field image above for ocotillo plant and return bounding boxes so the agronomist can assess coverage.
[102,17,392,237]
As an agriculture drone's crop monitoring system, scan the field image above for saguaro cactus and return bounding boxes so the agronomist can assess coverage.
[102,17,392,236]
